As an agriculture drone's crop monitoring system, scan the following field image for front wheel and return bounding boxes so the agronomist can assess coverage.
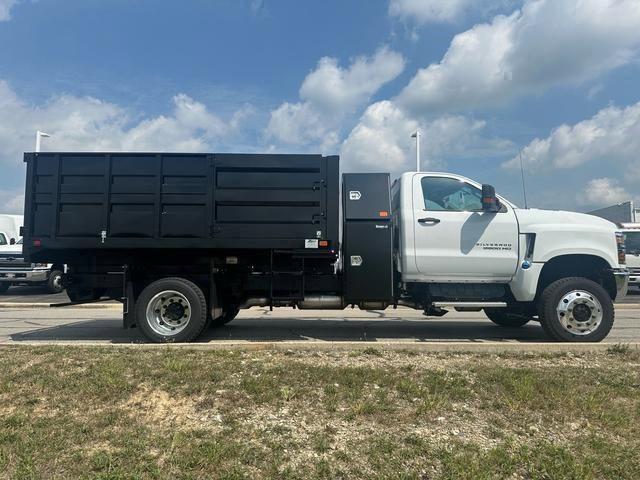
[484,308,532,327]
[538,277,614,342]
[136,277,208,343]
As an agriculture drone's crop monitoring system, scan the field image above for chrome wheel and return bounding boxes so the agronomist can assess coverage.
[145,290,192,336]
[556,289,603,336]
[52,274,62,290]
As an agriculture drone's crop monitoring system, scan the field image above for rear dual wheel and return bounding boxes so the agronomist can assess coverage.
[136,277,208,343]
[210,307,240,327]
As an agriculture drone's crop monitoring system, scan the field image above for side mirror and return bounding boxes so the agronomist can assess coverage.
[9,238,15,245]
[481,184,500,212]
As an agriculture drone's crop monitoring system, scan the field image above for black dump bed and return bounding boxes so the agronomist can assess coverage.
[23,152,339,260]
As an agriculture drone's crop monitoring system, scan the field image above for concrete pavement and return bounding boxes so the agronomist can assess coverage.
[0,284,638,347]
[0,304,638,346]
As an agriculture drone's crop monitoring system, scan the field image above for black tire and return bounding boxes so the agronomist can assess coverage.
[136,277,207,343]
[484,308,531,327]
[47,270,64,294]
[210,307,240,327]
[66,287,105,303]
[538,277,614,342]
[0,283,10,294]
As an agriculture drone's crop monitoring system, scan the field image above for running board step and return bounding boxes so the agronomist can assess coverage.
[432,301,507,308]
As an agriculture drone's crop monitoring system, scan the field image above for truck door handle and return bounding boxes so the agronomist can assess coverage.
[418,217,440,224]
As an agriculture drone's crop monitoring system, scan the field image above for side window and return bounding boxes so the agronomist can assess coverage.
[0,234,6,246]
[421,176,483,212]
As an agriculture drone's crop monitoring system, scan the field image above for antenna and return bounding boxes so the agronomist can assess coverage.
[519,149,528,209]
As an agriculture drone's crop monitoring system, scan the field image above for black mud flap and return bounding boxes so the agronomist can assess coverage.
[123,279,137,329]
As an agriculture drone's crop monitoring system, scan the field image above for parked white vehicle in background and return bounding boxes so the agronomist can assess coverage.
[0,214,22,248]
[619,223,640,289]
[0,214,65,294]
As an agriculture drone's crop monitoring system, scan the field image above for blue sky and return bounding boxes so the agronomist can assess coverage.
[1,0,639,213]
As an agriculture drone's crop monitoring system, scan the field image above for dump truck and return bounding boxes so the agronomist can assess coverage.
[21,152,628,342]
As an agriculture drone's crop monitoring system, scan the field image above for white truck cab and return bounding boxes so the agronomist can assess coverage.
[393,172,628,342]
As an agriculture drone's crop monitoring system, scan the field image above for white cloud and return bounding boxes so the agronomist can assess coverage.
[576,178,630,207]
[0,80,249,165]
[340,101,418,172]
[341,100,514,173]
[389,0,518,24]
[266,47,404,148]
[397,0,640,112]
[0,0,19,21]
[503,102,640,171]
[299,48,405,113]
[0,80,254,212]
[265,102,329,147]
[389,0,472,23]
[0,190,24,214]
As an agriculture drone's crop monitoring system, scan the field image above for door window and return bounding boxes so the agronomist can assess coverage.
[0,234,6,245]
[421,177,483,212]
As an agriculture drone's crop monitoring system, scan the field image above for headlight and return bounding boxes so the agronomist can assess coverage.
[616,232,626,265]
[32,263,48,268]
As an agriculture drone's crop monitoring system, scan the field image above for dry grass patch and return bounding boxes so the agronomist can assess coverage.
[0,346,639,479]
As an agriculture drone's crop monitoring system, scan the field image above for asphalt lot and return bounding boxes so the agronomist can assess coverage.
[0,285,77,305]
[0,285,638,345]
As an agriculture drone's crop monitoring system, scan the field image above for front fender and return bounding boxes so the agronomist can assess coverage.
[532,230,618,267]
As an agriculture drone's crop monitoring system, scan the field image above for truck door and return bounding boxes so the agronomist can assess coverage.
[412,174,519,281]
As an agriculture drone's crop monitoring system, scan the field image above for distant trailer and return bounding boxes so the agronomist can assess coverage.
[588,201,637,225]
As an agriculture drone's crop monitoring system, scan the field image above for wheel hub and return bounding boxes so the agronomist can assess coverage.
[556,290,603,335]
[572,303,592,323]
[145,290,191,336]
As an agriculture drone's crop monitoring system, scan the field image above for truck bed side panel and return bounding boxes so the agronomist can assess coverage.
[23,152,339,259]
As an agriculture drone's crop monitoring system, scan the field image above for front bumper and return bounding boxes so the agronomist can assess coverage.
[628,269,640,287]
[0,269,49,283]
[612,268,629,300]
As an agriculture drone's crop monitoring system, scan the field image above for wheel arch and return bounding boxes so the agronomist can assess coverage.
[536,254,616,300]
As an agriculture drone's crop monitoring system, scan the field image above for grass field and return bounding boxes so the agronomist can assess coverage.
[1,346,639,479]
